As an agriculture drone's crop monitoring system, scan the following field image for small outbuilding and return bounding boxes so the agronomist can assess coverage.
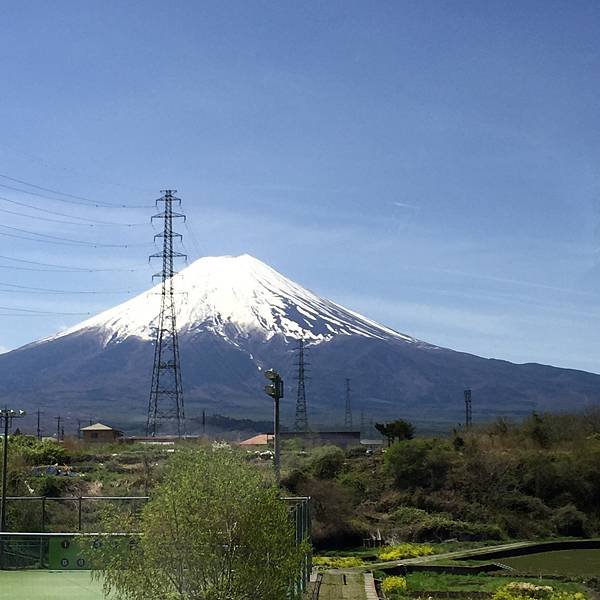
[80,422,123,443]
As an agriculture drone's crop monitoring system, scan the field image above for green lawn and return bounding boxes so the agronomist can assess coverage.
[502,549,600,577]
[0,571,108,600]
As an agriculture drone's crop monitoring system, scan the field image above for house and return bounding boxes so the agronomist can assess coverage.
[239,431,361,449]
[239,434,274,446]
[80,422,123,443]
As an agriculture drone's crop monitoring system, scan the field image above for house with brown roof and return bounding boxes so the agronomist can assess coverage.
[80,422,123,443]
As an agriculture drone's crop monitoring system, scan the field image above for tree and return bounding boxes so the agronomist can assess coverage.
[375,420,415,446]
[93,448,308,600]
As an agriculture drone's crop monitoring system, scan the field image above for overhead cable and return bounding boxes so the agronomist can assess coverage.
[0,254,143,272]
[0,224,150,247]
[0,282,141,295]
[0,196,146,226]
[0,180,152,209]
[0,173,149,208]
[0,304,91,316]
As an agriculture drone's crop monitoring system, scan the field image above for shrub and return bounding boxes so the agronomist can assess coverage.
[377,543,434,561]
[10,437,68,465]
[312,556,364,568]
[310,446,346,479]
[382,576,408,593]
[391,506,430,526]
[493,583,586,600]
[551,504,588,537]
[407,514,504,542]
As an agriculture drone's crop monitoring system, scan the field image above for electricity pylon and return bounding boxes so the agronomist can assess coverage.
[146,190,187,437]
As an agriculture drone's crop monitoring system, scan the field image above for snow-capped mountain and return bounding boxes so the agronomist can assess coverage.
[1,254,599,433]
[49,254,414,346]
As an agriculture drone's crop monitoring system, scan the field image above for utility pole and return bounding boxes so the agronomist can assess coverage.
[36,409,42,441]
[344,378,353,431]
[147,190,187,438]
[464,389,472,429]
[0,407,26,568]
[77,420,82,440]
[294,338,309,433]
[54,416,61,441]
[264,369,284,484]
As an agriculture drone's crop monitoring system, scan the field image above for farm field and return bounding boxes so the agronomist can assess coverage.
[501,549,600,577]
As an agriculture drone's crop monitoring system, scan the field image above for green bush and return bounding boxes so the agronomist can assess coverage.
[377,543,434,561]
[310,446,346,479]
[10,436,67,465]
[391,506,430,526]
[551,504,588,537]
[407,514,504,542]
[493,582,586,600]
[312,556,364,568]
[382,575,408,593]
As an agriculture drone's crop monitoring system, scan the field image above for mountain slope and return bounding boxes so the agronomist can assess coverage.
[1,254,599,432]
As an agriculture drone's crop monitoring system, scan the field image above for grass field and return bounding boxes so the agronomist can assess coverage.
[0,571,107,600]
[502,549,600,577]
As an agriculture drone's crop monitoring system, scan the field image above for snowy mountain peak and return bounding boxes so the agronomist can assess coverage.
[50,254,415,346]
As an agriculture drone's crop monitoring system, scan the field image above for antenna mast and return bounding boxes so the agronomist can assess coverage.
[294,338,309,432]
[146,190,187,437]
[344,378,353,430]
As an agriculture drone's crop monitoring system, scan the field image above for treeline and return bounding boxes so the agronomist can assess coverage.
[283,409,600,548]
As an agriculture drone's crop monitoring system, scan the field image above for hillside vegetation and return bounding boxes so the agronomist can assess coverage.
[283,410,600,548]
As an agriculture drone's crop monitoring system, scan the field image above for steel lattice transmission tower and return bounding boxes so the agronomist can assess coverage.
[464,388,473,429]
[344,378,353,431]
[294,338,309,433]
[146,190,187,437]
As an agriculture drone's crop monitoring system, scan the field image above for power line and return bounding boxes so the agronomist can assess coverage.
[0,206,100,227]
[0,174,152,209]
[0,282,141,295]
[0,305,91,316]
[0,224,150,247]
[0,254,143,272]
[0,196,146,226]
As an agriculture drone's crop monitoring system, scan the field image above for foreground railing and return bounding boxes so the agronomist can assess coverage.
[0,495,312,592]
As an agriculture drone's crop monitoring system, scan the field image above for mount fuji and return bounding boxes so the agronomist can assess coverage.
[1,254,599,432]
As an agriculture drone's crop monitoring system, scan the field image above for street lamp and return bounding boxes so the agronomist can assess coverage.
[264,369,284,484]
[0,408,26,534]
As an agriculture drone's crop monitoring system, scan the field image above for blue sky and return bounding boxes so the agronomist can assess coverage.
[0,1,599,371]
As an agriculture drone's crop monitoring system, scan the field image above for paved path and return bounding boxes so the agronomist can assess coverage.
[311,572,368,600]
[363,572,378,600]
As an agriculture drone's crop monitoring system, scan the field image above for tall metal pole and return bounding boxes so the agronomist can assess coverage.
[0,415,9,534]
[274,395,281,484]
[0,409,25,548]
[264,369,284,485]
[36,409,41,440]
